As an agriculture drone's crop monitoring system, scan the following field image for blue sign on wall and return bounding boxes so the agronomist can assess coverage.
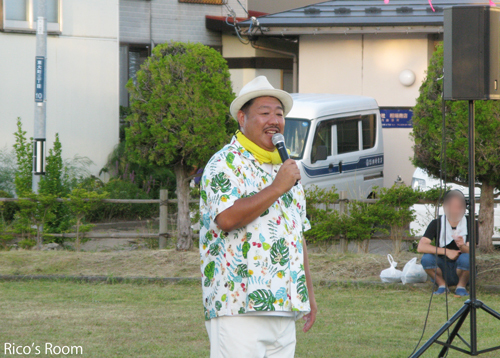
[380,108,413,128]
[35,56,45,102]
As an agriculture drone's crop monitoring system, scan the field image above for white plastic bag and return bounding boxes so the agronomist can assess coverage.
[380,254,403,283]
[401,258,428,284]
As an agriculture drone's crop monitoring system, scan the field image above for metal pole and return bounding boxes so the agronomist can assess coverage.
[33,0,47,193]
[468,99,477,354]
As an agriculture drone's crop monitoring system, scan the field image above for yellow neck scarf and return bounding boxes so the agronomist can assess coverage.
[236,131,283,165]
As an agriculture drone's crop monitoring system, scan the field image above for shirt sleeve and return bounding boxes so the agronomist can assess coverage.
[200,151,242,224]
[422,219,438,243]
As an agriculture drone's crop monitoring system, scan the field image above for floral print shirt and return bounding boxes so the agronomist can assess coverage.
[199,136,311,321]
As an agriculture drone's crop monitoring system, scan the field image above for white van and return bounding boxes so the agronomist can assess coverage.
[284,93,384,199]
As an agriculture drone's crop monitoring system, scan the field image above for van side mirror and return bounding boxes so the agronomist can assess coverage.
[315,145,328,162]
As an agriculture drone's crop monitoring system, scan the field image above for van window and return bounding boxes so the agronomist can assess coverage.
[283,118,310,159]
[311,120,332,163]
[337,120,359,154]
[362,115,376,150]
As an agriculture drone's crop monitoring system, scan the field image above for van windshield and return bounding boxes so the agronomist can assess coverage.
[283,118,310,159]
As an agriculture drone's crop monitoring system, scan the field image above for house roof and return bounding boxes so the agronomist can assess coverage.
[237,0,493,33]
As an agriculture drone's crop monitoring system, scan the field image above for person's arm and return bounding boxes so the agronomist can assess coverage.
[302,239,317,333]
[454,236,470,253]
[418,237,461,260]
[215,159,301,232]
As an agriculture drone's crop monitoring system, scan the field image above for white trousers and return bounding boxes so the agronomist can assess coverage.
[205,315,296,358]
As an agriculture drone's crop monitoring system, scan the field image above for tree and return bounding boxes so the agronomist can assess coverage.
[125,42,237,250]
[412,43,500,252]
[13,118,32,197]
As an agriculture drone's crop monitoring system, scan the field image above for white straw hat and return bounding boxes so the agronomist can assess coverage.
[230,76,293,120]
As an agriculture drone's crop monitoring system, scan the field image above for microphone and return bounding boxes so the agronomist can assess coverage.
[272,133,298,186]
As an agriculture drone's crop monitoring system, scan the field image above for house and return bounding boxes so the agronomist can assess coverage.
[208,0,491,187]
[0,0,119,177]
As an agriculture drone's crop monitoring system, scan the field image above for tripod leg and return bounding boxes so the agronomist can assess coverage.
[480,303,500,320]
[410,304,470,358]
[438,306,470,357]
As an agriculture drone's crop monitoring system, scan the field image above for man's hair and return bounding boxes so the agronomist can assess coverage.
[443,189,466,206]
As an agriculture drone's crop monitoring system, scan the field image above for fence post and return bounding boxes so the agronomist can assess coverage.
[338,190,348,253]
[159,189,168,249]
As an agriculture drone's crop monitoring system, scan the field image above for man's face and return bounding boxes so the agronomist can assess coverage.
[444,196,466,222]
[237,96,284,151]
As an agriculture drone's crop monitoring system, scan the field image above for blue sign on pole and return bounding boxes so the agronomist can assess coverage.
[35,56,45,102]
[380,108,413,128]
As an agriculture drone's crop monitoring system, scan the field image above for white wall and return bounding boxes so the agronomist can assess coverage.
[299,33,430,186]
[0,0,119,178]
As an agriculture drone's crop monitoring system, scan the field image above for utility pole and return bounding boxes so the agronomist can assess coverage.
[33,0,47,193]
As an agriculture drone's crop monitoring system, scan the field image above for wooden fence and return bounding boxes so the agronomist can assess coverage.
[1,190,499,249]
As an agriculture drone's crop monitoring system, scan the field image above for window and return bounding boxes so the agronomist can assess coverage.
[337,119,359,154]
[311,119,332,163]
[362,114,377,150]
[2,0,60,33]
[283,118,310,160]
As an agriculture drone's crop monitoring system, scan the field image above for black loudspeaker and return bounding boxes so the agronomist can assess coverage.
[444,6,500,100]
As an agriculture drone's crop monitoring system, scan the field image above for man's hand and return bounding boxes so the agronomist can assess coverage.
[454,236,465,248]
[445,249,461,261]
[302,301,317,333]
[272,159,301,195]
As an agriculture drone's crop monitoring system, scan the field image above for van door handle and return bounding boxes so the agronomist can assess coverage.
[339,161,343,173]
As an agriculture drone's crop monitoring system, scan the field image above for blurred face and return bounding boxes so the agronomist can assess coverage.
[237,96,284,151]
[444,195,466,222]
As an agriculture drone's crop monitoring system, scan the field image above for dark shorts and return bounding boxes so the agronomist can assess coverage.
[421,253,470,287]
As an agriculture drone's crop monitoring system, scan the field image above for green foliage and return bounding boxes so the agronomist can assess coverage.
[412,42,500,190]
[66,188,109,251]
[100,141,176,199]
[124,41,237,170]
[0,190,18,223]
[13,118,32,196]
[304,184,420,252]
[0,147,17,196]
[85,179,157,222]
[39,133,72,236]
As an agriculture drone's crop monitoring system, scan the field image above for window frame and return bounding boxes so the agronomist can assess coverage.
[310,111,379,164]
[1,0,61,33]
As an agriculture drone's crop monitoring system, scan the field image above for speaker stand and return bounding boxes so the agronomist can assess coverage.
[410,100,500,357]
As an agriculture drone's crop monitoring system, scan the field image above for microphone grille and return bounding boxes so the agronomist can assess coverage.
[271,133,285,146]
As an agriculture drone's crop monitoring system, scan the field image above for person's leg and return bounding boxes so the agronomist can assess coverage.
[421,254,447,293]
[266,317,296,358]
[455,253,470,296]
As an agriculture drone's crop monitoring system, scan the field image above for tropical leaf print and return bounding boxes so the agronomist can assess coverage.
[281,192,293,208]
[260,208,269,217]
[211,172,231,193]
[226,152,235,164]
[209,243,220,256]
[236,264,249,278]
[270,238,289,266]
[215,301,222,311]
[242,241,250,259]
[297,274,309,302]
[204,261,215,280]
[248,289,276,311]
[200,190,207,203]
[204,277,211,287]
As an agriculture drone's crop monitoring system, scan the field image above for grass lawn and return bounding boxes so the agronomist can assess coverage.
[1,281,499,357]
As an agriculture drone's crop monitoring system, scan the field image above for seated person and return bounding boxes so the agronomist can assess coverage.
[417,190,470,297]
